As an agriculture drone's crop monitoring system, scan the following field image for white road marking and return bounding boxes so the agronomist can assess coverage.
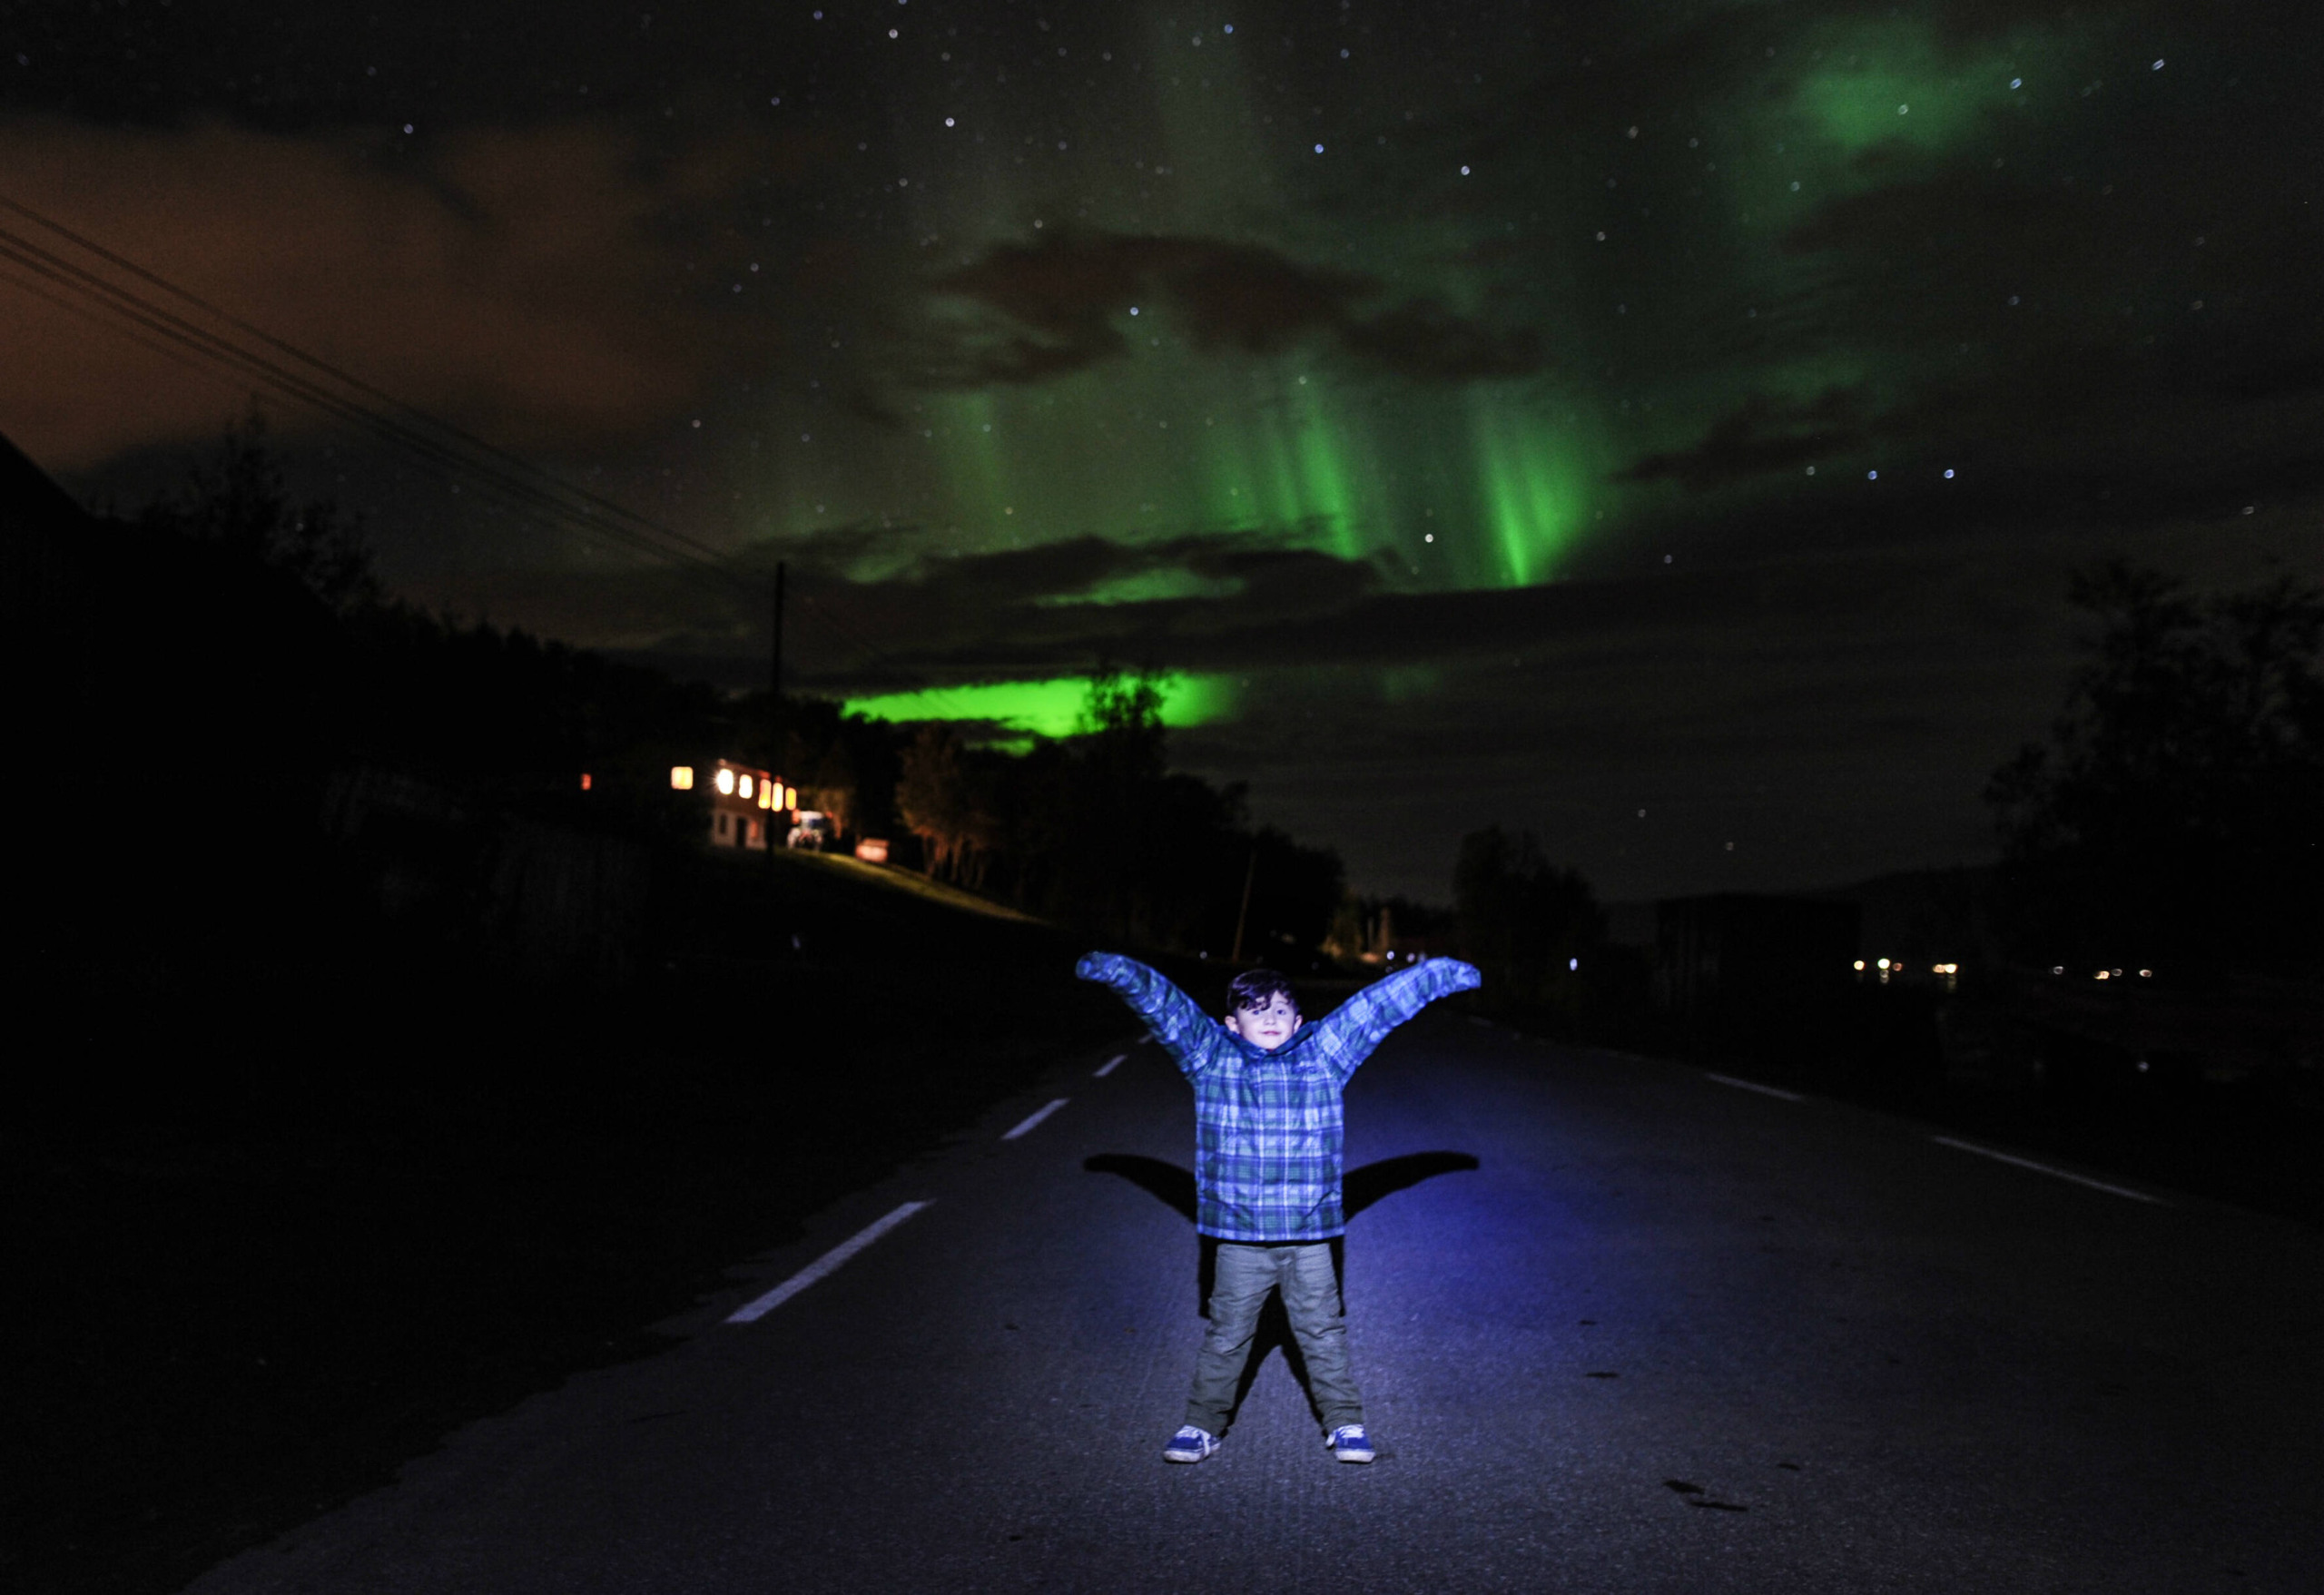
[1931,1137,2165,1204]
[1094,1054,1126,1078]
[725,1202,931,1324]
[1003,1098,1069,1140]
[1704,1072,1804,1102]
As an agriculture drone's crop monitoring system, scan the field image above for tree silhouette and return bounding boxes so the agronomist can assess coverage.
[1988,559,2324,979]
[1453,825,1604,1008]
[138,410,378,613]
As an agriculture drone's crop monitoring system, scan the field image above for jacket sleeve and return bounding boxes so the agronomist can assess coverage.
[1075,952,1219,1076]
[1309,958,1482,1083]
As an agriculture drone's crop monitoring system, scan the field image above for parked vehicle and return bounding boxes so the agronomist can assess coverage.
[787,811,835,851]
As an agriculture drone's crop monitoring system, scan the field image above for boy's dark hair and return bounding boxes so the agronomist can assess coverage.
[1227,968,1298,1015]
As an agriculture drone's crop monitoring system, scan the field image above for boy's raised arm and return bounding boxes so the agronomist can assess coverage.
[1075,952,1219,1074]
[1310,958,1482,1082]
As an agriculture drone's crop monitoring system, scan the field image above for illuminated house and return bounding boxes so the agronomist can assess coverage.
[668,759,796,851]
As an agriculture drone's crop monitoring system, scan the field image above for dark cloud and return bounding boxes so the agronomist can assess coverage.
[0,117,794,468]
[1616,387,1873,492]
[915,231,1548,388]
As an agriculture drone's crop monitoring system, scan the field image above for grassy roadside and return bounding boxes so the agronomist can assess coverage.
[4,849,1129,1595]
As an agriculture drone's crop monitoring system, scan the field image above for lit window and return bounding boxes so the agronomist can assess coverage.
[739,773,754,799]
[784,784,799,810]
[715,767,737,795]
[580,773,592,791]
[756,784,773,809]
[670,766,694,791]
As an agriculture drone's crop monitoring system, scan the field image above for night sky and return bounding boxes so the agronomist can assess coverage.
[7,0,2321,902]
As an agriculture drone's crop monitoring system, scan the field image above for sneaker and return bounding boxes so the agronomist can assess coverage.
[1164,1425,1220,1463]
[1324,1424,1375,1463]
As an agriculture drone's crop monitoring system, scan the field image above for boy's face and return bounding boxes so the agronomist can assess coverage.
[1226,992,1302,1051]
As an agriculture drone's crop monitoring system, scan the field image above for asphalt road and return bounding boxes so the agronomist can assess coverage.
[180,1011,2323,1594]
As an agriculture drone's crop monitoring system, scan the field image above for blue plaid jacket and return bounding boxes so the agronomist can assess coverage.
[1075,953,1482,1242]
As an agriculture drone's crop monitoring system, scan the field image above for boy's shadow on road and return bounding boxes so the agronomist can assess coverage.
[1081,1150,1481,1431]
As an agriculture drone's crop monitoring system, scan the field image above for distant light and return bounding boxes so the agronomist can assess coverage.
[1569,957,1580,971]
[2052,966,2065,976]
[1223,24,1234,34]
[1944,468,1955,478]
[715,767,737,795]
[1854,960,1866,971]
[944,116,954,127]
[739,773,754,799]
[2139,969,2152,979]
[1460,164,1471,175]
[1876,958,1890,970]
[670,766,694,791]
[1314,143,1325,153]
[1128,306,1139,315]
[580,773,592,792]
[2095,970,2110,980]
[785,784,800,810]
[1867,469,1878,480]
[756,784,773,809]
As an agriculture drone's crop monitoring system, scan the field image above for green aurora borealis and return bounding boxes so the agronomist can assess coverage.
[17,0,2323,896]
[730,4,2154,628]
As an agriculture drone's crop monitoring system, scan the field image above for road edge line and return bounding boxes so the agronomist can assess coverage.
[1704,1071,1805,1102]
[1930,1136,2166,1205]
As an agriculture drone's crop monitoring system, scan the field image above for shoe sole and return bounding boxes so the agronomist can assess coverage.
[1163,1450,1212,1463]
[1333,1450,1375,1463]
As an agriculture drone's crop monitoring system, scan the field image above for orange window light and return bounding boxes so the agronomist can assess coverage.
[670,766,694,791]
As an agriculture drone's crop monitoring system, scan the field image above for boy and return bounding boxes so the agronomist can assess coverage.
[1075,951,1482,1464]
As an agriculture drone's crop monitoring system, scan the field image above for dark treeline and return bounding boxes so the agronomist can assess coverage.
[22,421,1346,1003]
[1988,557,2324,985]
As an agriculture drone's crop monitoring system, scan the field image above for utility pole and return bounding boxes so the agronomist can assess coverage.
[766,561,784,866]
[1229,842,1258,964]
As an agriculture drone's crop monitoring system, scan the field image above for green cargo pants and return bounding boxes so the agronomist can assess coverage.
[1185,1241,1364,1435]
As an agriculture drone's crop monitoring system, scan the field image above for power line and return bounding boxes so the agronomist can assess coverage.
[0,195,743,591]
[0,190,1016,724]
